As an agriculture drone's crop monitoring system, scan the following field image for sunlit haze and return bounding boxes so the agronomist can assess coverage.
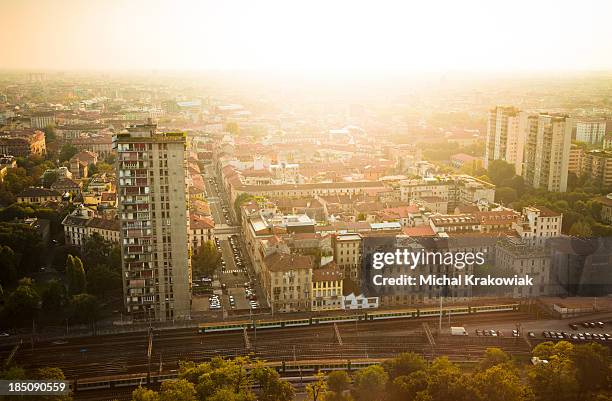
[2,0,612,72]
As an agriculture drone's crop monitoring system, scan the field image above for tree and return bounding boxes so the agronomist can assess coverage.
[479,348,511,371]
[306,372,327,401]
[251,363,294,401]
[177,357,254,400]
[351,365,388,401]
[571,343,610,392]
[471,365,531,401]
[569,220,592,238]
[0,245,18,288]
[42,170,59,188]
[159,379,196,401]
[191,241,221,277]
[34,367,72,400]
[59,144,78,162]
[5,278,40,322]
[66,255,86,294]
[132,387,160,401]
[487,160,516,186]
[207,388,255,401]
[1,167,34,196]
[82,232,121,270]
[383,352,427,380]
[495,187,518,205]
[0,366,26,379]
[418,357,475,401]
[327,370,351,394]
[42,279,67,311]
[233,193,257,223]
[70,294,100,324]
[528,356,578,401]
[86,264,121,297]
[0,221,42,274]
[388,370,428,401]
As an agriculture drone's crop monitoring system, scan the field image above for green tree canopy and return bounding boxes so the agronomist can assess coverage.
[569,220,593,238]
[487,160,516,186]
[42,279,67,311]
[59,144,78,162]
[383,352,427,380]
[251,363,294,401]
[0,245,18,288]
[159,379,196,401]
[351,365,388,401]
[306,372,327,401]
[191,241,221,277]
[479,347,511,371]
[5,277,40,322]
[70,293,100,324]
[132,386,160,401]
[66,255,86,295]
[86,264,121,298]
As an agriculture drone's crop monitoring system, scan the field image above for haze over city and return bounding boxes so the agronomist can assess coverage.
[2,0,612,72]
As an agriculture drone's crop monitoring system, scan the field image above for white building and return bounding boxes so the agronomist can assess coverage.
[513,206,562,247]
[522,113,572,193]
[342,293,379,310]
[575,119,606,145]
[485,106,526,175]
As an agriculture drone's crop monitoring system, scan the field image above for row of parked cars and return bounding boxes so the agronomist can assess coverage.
[569,321,605,330]
[475,329,522,337]
[543,331,612,341]
[245,283,259,310]
[229,235,246,274]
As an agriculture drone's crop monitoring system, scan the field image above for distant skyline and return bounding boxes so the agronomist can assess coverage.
[2,0,612,72]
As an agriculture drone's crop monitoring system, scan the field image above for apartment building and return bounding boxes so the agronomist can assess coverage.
[568,144,583,176]
[595,194,612,224]
[16,187,62,204]
[522,113,572,192]
[580,150,612,187]
[0,129,46,157]
[189,213,215,251]
[62,206,120,246]
[575,119,606,145]
[29,111,55,129]
[485,106,525,174]
[495,237,553,298]
[115,120,191,322]
[311,263,343,311]
[332,233,362,280]
[513,206,562,246]
[399,175,495,208]
[263,253,313,313]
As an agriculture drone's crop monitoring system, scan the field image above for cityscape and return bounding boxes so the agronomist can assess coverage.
[1,1,612,400]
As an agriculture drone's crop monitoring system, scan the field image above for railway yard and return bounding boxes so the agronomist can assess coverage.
[4,308,612,400]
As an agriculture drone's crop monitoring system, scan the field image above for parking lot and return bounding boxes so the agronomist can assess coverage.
[464,316,612,342]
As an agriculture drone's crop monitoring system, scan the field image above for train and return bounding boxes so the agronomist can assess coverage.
[198,303,520,333]
[71,359,386,392]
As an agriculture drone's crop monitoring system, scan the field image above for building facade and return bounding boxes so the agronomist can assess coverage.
[522,113,572,192]
[485,106,525,174]
[575,119,606,145]
[115,121,191,322]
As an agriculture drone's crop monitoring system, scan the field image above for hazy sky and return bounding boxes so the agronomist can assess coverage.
[1,0,611,72]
